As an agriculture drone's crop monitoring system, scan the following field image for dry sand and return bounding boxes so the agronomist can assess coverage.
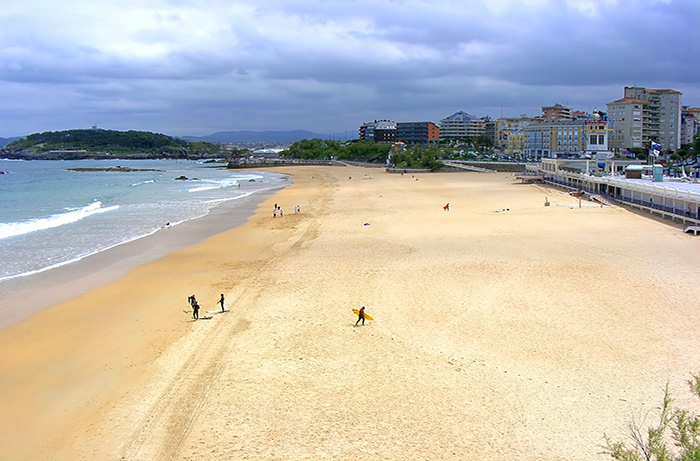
[1,165,699,460]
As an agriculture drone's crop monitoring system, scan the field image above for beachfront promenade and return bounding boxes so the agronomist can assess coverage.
[532,159,700,228]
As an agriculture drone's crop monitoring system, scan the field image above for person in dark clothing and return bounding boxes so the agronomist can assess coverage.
[218,294,225,312]
[355,306,366,326]
[192,300,200,320]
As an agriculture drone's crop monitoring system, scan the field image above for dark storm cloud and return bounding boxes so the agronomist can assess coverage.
[0,0,698,137]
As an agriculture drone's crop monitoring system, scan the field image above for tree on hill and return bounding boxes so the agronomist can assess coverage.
[6,129,192,155]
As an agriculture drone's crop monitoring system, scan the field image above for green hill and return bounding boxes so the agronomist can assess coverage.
[1,129,223,159]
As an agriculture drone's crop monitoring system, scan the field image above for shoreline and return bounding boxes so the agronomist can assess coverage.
[0,183,286,330]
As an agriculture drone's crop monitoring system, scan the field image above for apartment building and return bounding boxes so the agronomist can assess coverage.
[395,121,439,145]
[439,111,486,139]
[359,120,397,143]
[606,98,645,150]
[681,107,700,146]
[622,86,682,152]
[542,103,574,122]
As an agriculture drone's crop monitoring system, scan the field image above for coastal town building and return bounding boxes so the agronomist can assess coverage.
[681,107,700,146]
[359,120,397,143]
[611,86,683,152]
[495,115,536,151]
[522,120,586,159]
[607,97,645,151]
[395,121,439,145]
[542,103,574,122]
[581,112,614,157]
[439,111,486,139]
[505,131,525,156]
[521,113,612,160]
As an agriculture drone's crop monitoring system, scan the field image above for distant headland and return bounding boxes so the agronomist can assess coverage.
[0,129,225,160]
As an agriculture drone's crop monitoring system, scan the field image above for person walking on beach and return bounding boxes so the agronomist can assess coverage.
[192,300,200,320]
[218,293,225,312]
[188,294,197,307]
[355,306,366,326]
[443,203,450,211]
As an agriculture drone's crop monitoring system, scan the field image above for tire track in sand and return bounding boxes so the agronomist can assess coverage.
[120,221,324,459]
[120,316,250,461]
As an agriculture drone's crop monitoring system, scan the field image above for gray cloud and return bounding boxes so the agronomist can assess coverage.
[1,0,698,137]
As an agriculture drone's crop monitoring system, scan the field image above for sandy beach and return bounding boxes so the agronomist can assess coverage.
[1,165,699,460]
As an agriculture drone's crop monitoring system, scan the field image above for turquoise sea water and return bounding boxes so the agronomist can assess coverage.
[0,159,287,281]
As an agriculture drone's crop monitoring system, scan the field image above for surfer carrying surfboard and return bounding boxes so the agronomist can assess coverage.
[355,306,366,326]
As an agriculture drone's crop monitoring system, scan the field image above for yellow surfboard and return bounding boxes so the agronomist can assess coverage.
[352,309,374,321]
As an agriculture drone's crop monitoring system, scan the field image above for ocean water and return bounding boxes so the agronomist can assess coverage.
[0,159,287,281]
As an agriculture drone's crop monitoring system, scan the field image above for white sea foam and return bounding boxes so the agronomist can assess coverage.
[132,179,156,186]
[188,185,222,192]
[0,201,119,240]
[187,177,242,193]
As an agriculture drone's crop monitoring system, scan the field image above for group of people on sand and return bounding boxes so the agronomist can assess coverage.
[272,203,301,218]
[188,294,367,326]
[187,293,226,320]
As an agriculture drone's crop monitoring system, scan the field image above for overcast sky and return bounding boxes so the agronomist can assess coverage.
[1,0,698,138]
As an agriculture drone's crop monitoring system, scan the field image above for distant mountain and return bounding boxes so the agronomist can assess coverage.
[0,137,21,148]
[195,130,327,143]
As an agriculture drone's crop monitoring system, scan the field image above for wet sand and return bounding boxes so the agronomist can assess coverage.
[1,165,699,460]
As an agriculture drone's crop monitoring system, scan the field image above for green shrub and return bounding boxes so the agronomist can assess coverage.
[602,373,700,460]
